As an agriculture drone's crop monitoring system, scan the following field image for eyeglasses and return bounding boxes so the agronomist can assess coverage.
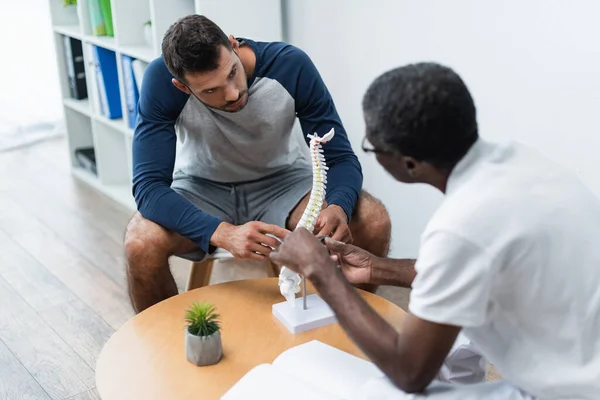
[361,136,394,155]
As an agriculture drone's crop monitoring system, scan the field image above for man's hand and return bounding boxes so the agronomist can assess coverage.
[324,237,376,285]
[314,204,353,243]
[211,221,290,261]
[269,228,336,279]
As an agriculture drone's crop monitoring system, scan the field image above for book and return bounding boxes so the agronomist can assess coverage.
[87,0,106,36]
[131,59,148,93]
[121,55,140,129]
[75,147,96,175]
[63,36,87,100]
[83,43,101,114]
[221,340,404,399]
[98,0,114,36]
[92,46,122,119]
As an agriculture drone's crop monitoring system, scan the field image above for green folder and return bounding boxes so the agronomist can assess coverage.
[99,0,114,37]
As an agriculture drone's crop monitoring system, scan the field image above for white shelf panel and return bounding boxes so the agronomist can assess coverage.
[119,44,156,63]
[54,24,82,39]
[104,183,136,210]
[95,114,129,135]
[72,167,135,210]
[72,165,99,185]
[83,34,117,51]
[63,98,91,116]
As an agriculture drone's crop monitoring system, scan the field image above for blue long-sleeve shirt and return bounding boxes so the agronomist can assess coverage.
[132,39,362,253]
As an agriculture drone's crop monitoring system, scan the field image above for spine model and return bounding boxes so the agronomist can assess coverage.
[278,128,335,306]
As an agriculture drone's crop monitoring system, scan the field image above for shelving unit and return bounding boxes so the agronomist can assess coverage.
[49,0,283,212]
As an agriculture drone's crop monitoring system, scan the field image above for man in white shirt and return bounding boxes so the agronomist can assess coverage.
[269,62,600,399]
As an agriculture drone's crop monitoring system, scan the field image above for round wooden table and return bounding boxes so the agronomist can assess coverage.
[96,278,407,399]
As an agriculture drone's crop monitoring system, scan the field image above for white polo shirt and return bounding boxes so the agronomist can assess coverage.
[410,139,600,399]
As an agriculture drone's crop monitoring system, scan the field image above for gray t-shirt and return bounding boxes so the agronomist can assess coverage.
[131,38,362,252]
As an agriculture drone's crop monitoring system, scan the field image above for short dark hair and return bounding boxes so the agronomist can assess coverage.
[162,14,232,84]
[362,62,478,169]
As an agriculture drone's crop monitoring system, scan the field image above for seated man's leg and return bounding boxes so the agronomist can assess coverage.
[249,167,391,281]
[347,190,392,257]
[247,166,314,275]
[125,175,235,313]
[345,190,392,292]
[124,212,199,314]
[285,189,391,256]
[285,189,391,292]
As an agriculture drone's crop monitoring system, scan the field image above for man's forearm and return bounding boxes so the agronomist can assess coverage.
[370,257,417,287]
[134,180,223,253]
[310,266,409,386]
[326,162,362,222]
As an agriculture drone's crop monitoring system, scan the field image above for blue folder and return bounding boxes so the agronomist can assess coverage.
[121,55,140,129]
[92,45,122,119]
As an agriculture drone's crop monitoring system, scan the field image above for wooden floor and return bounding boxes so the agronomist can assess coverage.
[0,136,414,399]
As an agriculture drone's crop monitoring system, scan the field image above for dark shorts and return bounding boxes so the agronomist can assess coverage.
[171,165,312,261]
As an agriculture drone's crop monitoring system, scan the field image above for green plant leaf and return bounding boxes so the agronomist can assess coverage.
[185,302,221,337]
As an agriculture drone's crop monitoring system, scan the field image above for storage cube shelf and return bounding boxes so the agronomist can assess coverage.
[49,0,283,212]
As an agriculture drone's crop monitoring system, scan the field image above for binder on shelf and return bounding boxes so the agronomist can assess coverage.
[131,59,148,93]
[121,55,140,129]
[63,36,87,100]
[75,147,97,175]
[87,0,106,35]
[98,0,114,36]
[83,43,100,114]
[91,45,122,119]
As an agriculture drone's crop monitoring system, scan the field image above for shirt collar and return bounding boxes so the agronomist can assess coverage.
[445,138,490,195]
[236,37,260,89]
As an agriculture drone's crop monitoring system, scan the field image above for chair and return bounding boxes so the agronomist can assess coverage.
[185,248,280,291]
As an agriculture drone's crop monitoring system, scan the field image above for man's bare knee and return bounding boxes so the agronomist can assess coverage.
[126,212,198,256]
[350,191,392,256]
[124,212,177,265]
[286,191,315,230]
[124,212,183,313]
[365,196,392,241]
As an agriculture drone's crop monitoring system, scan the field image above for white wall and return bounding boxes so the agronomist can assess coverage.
[0,1,62,128]
[283,0,600,257]
[198,0,282,42]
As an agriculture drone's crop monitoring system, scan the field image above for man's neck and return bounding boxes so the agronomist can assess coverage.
[418,165,451,194]
[427,174,448,194]
[431,173,449,194]
[238,42,256,81]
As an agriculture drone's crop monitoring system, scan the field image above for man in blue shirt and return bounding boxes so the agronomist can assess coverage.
[124,15,391,313]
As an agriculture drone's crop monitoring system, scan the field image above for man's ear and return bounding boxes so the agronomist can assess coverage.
[171,78,191,94]
[404,156,420,178]
[228,35,239,52]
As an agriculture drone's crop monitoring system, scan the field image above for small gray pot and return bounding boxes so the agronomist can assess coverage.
[185,329,223,366]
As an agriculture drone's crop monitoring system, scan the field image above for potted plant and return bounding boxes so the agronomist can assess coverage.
[184,302,223,366]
